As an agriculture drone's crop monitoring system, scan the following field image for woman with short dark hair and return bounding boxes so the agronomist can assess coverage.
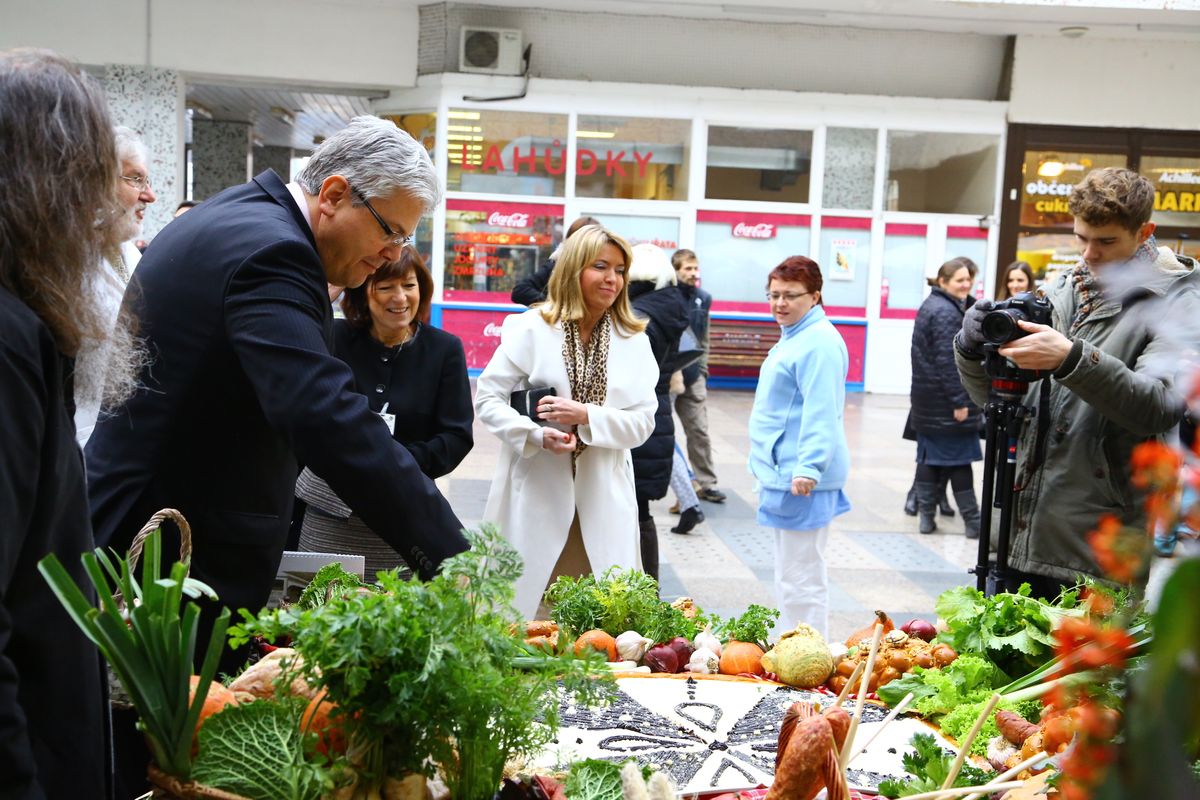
[297,247,473,577]
[748,256,851,639]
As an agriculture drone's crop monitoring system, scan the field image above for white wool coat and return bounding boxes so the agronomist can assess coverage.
[475,309,658,618]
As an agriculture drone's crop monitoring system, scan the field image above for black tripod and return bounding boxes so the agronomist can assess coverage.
[970,348,1039,596]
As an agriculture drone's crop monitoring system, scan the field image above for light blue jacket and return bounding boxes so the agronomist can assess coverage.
[749,305,850,492]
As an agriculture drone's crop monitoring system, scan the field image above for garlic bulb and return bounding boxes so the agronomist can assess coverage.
[614,631,653,663]
[685,647,720,675]
[694,629,723,657]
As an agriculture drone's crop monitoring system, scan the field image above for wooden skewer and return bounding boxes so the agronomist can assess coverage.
[940,692,1001,790]
[846,691,914,767]
[839,622,884,768]
[834,660,865,708]
[961,750,1051,800]
[888,781,1024,800]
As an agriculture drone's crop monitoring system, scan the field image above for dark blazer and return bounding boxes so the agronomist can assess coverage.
[0,288,108,799]
[628,282,691,500]
[910,287,981,436]
[510,258,555,306]
[86,171,469,668]
[331,320,473,479]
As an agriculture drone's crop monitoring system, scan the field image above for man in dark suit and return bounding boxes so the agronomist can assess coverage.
[87,115,469,651]
[88,116,472,795]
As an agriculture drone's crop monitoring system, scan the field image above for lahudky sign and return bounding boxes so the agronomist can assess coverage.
[458,142,656,178]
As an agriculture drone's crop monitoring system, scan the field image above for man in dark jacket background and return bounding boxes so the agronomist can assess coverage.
[671,249,727,505]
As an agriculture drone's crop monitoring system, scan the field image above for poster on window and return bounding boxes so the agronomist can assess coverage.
[829,238,856,281]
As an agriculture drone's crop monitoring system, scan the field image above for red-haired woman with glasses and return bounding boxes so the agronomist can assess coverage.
[748,256,851,639]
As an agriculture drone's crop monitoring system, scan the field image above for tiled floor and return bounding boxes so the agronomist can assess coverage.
[442,388,986,643]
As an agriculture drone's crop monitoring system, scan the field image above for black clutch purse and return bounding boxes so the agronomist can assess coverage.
[510,386,556,423]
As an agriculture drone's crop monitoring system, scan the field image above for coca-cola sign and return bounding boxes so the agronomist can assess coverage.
[483,322,503,338]
[732,222,776,239]
[487,211,530,228]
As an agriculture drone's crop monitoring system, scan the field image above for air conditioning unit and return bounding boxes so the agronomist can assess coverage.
[459,26,524,75]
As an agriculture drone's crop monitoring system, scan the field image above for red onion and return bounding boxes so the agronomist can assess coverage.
[644,644,680,674]
[900,618,938,642]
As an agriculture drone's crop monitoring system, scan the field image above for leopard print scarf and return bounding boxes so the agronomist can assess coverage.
[562,312,611,473]
[1068,234,1159,336]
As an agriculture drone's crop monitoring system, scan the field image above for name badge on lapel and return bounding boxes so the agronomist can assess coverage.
[379,402,396,436]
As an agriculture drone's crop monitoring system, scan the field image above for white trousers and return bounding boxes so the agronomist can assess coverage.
[772,524,831,640]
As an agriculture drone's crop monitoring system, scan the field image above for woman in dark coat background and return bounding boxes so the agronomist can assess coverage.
[297,247,473,577]
[909,257,983,537]
[627,243,692,580]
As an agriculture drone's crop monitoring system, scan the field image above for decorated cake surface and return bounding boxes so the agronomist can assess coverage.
[536,674,959,795]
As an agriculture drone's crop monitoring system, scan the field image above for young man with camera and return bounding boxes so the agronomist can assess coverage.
[954,167,1200,598]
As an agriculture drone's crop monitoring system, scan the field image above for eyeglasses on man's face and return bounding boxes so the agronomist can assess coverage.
[350,186,413,248]
[765,291,813,303]
[121,174,152,191]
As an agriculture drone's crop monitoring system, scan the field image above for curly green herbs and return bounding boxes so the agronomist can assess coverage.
[544,568,710,643]
[231,526,613,800]
[876,733,991,798]
[718,604,781,649]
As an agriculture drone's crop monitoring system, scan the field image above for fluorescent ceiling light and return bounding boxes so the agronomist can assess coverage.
[576,130,616,139]
[448,110,482,119]
[448,125,482,132]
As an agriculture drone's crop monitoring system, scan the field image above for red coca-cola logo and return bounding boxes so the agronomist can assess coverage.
[487,211,530,228]
[732,222,776,239]
[483,322,503,337]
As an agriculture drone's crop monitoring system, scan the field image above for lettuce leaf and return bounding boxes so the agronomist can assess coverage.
[876,655,1004,718]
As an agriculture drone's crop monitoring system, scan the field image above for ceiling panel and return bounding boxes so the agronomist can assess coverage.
[186,83,377,151]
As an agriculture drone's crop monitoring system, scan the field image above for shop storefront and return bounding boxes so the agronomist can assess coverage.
[999,124,1200,292]
[380,77,1007,393]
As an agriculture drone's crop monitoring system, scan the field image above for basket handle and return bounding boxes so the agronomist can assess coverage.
[127,508,193,576]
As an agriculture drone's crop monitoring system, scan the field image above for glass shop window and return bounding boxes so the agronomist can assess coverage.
[445,109,568,197]
[885,131,1000,215]
[705,126,812,204]
[575,115,689,201]
[443,200,564,302]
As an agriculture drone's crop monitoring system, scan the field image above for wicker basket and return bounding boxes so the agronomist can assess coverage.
[146,765,252,800]
[109,508,193,710]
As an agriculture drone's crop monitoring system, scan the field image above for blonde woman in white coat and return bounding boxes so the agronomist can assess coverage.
[476,226,659,619]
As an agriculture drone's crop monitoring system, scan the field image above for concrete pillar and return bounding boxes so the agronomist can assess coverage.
[103,64,186,241]
[192,120,252,201]
[253,145,293,181]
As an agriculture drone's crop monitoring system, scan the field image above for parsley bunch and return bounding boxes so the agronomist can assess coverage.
[231,526,612,800]
[716,604,780,649]
[876,733,991,798]
[544,567,709,643]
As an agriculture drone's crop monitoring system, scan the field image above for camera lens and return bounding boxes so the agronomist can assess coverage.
[981,309,1021,344]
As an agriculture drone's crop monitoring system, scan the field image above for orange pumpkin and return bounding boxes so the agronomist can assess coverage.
[845,610,894,648]
[719,641,765,676]
[573,629,618,662]
[302,688,348,757]
[188,676,239,752]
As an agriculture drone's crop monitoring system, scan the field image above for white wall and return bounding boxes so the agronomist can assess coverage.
[0,0,420,88]
[1009,34,1200,130]
[420,4,1009,101]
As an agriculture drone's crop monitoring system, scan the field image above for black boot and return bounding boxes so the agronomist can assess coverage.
[639,517,660,580]
[671,506,704,534]
[903,484,918,516]
[954,489,981,539]
[938,476,955,518]
[915,482,938,534]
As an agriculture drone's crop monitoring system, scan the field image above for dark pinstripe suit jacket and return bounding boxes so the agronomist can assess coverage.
[86,171,467,663]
